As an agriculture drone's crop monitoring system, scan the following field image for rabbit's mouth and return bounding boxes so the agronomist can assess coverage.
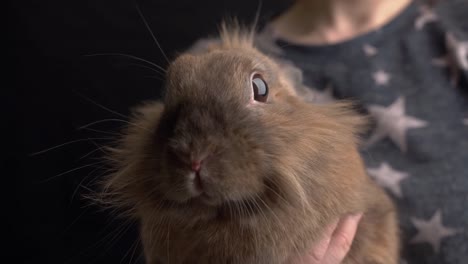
[161,192,267,221]
[205,190,275,220]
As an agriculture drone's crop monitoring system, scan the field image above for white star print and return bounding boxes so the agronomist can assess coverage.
[414,5,438,30]
[367,162,409,198]
[410,210,460,253]
[363,44,378,57]
[446,33,468,71]
[366,97,428,152]
[373,70,391,86]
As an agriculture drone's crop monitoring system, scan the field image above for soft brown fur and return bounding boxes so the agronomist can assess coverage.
[101,24,399,264]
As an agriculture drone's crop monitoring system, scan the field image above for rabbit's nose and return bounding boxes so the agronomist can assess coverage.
[191,160,204,192]
[191,160,202,172]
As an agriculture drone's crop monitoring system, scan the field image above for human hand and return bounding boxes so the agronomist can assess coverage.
[290,213,363,264]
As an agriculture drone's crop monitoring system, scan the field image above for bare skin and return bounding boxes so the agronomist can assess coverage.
[292,214,363,264]
[270,0,413,45]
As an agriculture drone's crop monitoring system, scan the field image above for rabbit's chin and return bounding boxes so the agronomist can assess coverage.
[160,191,267,222]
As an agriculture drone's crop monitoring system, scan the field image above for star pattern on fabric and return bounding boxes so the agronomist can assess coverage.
[249,2,468,263]
[410,210,460,253]
[366,97,428,152]
[431,54,460,86]
[427,33,468,87]
[373,70,391,86]
[363,44,378,57]
[446,33,468,71]
[414,5,438,30]
[367,162,409,198]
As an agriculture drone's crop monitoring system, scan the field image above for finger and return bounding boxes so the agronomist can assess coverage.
[321,213,363,264]
[289,218,340,264]
[306,218,340,262]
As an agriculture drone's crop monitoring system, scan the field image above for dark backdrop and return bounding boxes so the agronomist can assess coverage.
[7,0,291,263]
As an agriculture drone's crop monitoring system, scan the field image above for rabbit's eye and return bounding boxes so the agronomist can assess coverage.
[252,74,268,103]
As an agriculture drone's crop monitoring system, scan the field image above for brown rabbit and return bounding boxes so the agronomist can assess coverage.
[100,24,399,264]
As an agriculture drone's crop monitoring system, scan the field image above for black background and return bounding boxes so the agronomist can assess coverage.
[7,0,291,263]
